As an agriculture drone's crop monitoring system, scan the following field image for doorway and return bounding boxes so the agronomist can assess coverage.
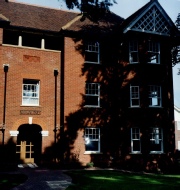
[16,124,42,164]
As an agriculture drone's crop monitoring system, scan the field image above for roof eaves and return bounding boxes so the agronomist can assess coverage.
[0,13,10,22]
[62,14,83,30]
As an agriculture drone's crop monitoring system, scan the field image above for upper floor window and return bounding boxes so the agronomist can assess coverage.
[85,83,100,107]
[130,85,140,107]
[147,41,160,64]
[84,128,100,153]
[22,79,40,106]
[131,128,141,153]
[129,41,139,64]
[85,42,100,64]
[149,85,162,107]
[150,128,163,153]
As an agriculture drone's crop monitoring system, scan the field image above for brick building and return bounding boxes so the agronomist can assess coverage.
[0,0,179,171]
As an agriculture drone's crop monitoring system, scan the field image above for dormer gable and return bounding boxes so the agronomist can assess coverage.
[123,0,176,36]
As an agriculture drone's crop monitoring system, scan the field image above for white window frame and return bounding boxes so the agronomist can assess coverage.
[22,79,40,106]
[85,83,100,107]
[147,41,160,64]
[130,85,140,107]
[84,128,100,154]
[149,85,162,107]
[131,128,141,153]
[150,128,163,153]
[85,42,100,64]
[129,41,139,64]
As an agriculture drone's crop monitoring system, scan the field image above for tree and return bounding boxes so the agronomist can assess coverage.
[60,0,117,12]
[172,13,180,67]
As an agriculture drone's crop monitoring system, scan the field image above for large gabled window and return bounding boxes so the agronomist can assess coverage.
[131,128,141,153]
[85,42,100,64]
[129,41,139,64]
[147,41,160,64]
[130,85,140,107]
[150,128,163,153]
[85,83,100,107]
[149,85,162,107]
[84,128,100,153]
[22,79,40,106]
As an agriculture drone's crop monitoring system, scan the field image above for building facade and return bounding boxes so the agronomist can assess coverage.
[0,0,179,171]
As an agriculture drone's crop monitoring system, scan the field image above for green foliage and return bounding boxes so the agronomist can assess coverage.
[86,162,94,168]
[60,0,116,12]
[172,13,180,66]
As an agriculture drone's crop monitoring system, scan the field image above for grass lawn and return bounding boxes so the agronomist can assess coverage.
[65,170,180,190]
[0,173,28,190]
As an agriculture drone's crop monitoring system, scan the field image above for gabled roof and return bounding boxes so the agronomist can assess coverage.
[0,0,79,32]
[62,11,124,36]
[122,0,178,36]
[0,0,124,35]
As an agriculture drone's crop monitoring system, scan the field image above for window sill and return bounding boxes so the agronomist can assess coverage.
[84,61,100,64]
[84,151,102,155]
[84,106,101,108]
[21,105,41,107]
[147,63,160,65]
[149,152,164,154]
[149,106,162,108]
[129,106,140,108]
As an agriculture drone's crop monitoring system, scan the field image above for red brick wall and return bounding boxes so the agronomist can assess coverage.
[0,32,60,153]
[64,37,91,165]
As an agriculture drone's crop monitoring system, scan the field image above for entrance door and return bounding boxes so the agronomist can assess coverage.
[16,124,42,164]
[16,141,34,163]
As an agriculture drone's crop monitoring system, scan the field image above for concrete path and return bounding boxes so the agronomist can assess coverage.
[11,165,72,190]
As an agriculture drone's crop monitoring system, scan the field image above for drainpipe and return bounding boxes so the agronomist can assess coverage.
[60,37,65,163]
[54,69,58,145]
[2,64,9,146]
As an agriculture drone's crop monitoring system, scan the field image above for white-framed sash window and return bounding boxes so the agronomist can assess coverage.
[22,79,40,106]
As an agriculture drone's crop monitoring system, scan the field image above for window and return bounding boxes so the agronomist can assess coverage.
[131,128,141,153]
[149,85,161,107]
[3,29,19,45]
[84,128,100,153]
[22,79,40,106]
[85,42,100,64]
[150,128,163,153]
[130,85,140,107]
[147,41,160,64]
[85,83,100,107]
[129,41,139,63]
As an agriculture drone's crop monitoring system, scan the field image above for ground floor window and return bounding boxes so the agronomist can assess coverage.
[130,127,163,154]
[84,128,100,153]
[150,127,163,153]
[131,128,141,153]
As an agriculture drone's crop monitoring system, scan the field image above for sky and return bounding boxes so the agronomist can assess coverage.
[15,0,180,107]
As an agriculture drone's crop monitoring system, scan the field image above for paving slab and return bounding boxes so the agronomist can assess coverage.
[11,166,72,190]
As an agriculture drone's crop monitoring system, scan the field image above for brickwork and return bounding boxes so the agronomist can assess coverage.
[0,36,61,154]
[64,37,91,165]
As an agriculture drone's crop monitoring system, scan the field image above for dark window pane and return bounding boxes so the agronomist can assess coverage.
[132,99,139,106]
[150,142,162,151]
[85,96,98,106]
[133,141,140,151]
[85,52,98,62]
[85,141,99,151]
